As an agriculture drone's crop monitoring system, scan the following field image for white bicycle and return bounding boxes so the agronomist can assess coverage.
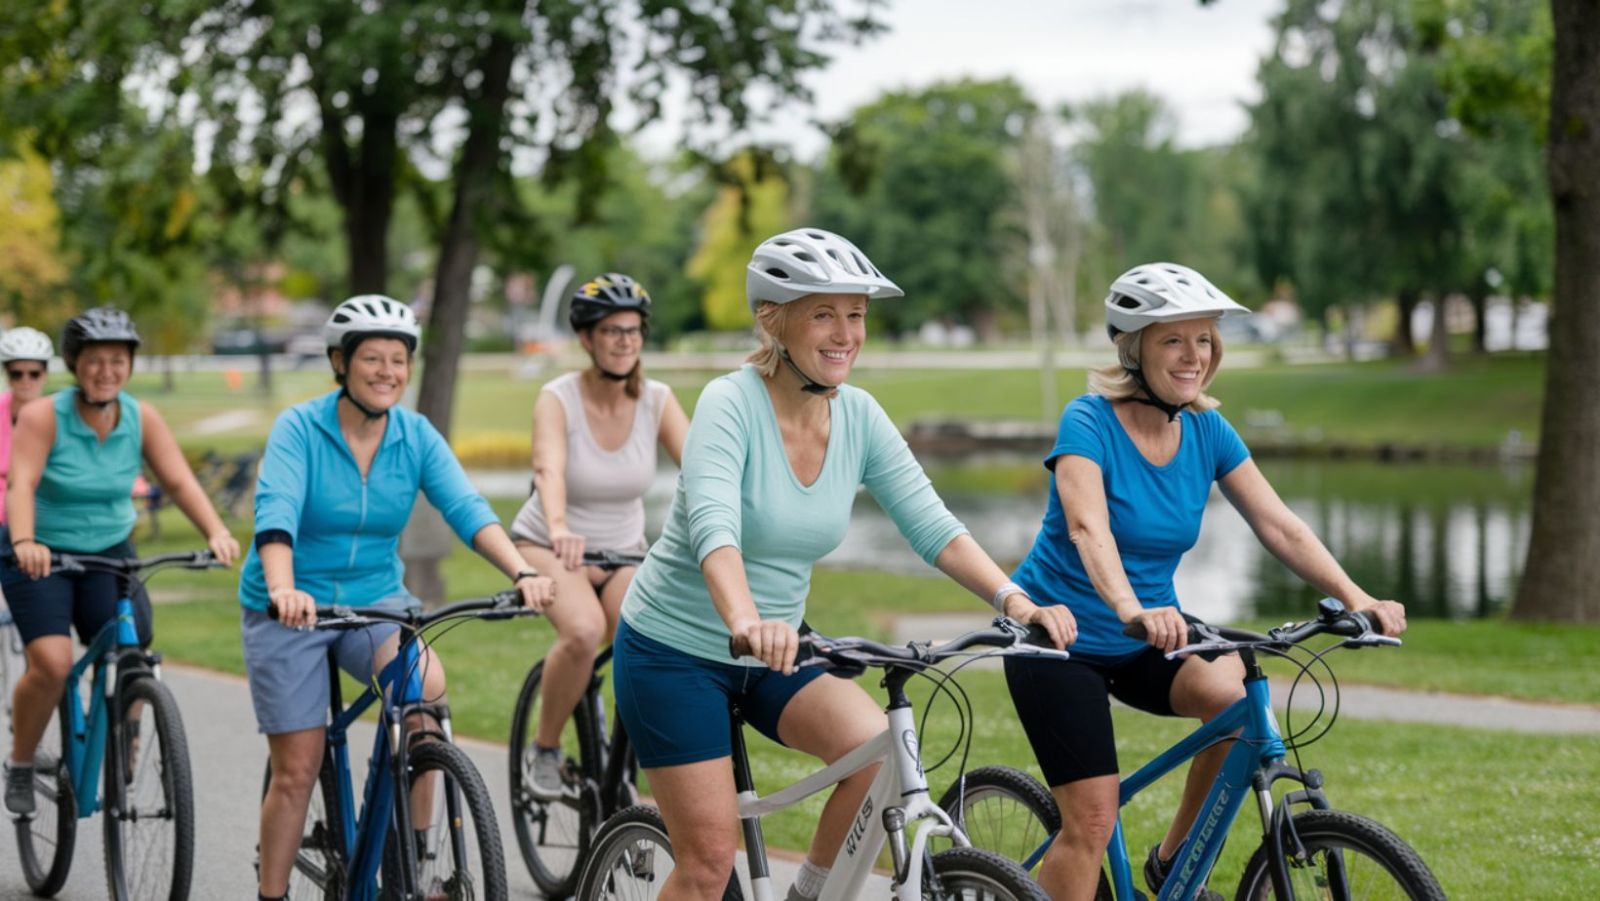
[575,618,1066,901]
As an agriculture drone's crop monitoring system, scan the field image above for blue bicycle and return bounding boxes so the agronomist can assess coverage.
[10,550,223,900]
[942,600,1446,900]
[265,592,533,901]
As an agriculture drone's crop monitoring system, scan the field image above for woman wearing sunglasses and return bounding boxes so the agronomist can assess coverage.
[0,327,55,527]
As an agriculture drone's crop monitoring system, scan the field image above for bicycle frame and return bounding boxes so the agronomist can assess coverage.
[585,645,637,815]
[731,686,966,901]
[321,634,435,901]
[59,596,145,819]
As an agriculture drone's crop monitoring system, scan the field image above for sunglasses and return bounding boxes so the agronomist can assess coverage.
[5,368,45,382]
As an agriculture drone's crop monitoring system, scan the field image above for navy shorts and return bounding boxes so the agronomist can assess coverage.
[1005,647,1201,787]
[0,528,152,648]
[612,619,830,769]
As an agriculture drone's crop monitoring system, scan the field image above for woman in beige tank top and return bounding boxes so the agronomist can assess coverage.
[511,273,688,799]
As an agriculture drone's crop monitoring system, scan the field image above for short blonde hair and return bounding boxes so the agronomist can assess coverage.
[745,300,797,379]
[1087,321,1225,414]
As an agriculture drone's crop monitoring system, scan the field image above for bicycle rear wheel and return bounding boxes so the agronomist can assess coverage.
[508,659,602,896]
[103,675,195,900]
[936,766,1059,874]
[574,805,742,901]
[1235,809,1446,900]
[401,740,509,901]
[927,847,1050,900]
[0,608,22,733]
[262,747,347,899]
[15,691,78,897]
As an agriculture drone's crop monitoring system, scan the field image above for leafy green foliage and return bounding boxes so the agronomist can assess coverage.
[686,150,792,331]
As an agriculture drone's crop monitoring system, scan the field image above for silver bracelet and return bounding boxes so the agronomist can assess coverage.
[991,581,1026,614]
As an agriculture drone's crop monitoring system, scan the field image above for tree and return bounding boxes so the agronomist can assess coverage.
[685,150,792,331]
[812,78,1036,337]
[0,146,67,328]
[1511,0,1598,623]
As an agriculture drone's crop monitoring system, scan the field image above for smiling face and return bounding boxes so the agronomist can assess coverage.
[1138,317,1218,405]
[5,361,48,404]
[335,336,411,412]
[72,343,133,404]
[578,310,644,376]
[780,293,868,387]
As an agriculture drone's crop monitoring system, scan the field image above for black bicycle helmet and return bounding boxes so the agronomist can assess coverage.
[61,306,141,366]
[569,273,651,332]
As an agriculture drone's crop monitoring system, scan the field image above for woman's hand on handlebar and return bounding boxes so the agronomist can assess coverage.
[550,526,586,571]
[1006,596,1076,649]
[207,530,241,567]
[1352,598,1407,637]
[15,539,51,580]
[515,572,557,612]
[1123,604,1188,654]
[732,618,801,675]
[270,585,318,629]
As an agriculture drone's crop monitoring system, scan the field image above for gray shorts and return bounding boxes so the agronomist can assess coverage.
[240,607,403,735]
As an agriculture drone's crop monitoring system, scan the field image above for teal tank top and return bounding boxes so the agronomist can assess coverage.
[35,388,142,551]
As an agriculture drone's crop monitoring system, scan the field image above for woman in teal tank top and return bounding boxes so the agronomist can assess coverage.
[1,307,239,816]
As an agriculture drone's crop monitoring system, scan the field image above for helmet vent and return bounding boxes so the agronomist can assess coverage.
[765,266,792,280]
[805,230,828,240]
[1114,295,1142,309]
[792,251,818,263]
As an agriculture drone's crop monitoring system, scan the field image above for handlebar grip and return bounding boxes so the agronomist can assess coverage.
[1122,620,1204,645]
[729,634,751,659]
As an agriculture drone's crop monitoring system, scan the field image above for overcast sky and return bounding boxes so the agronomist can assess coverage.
[633,0,1282,160]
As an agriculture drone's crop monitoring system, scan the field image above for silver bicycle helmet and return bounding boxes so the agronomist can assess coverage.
[1104,263,1249,339]
[0,327,54,363]
[323,295,422,353]
[745,228,904,313]
[61,307,141,365]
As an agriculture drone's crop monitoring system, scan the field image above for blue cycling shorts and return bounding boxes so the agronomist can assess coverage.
[612,618,830,769]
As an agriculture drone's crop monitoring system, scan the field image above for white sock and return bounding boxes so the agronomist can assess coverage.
[793,858,829,898]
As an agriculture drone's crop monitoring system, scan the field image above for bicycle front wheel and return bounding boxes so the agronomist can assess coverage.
[15,692,77,897]
[262,748,347,900]
[1235,809,1446,900]
[508,659,601,896]
[575,805,742,901]
[927,847,1050,900]
[936,766,1059,874]
[103,675,195,901]
[401,741,509,901]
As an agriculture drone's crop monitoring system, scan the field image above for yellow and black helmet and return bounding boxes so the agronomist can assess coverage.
[570,273,651,332]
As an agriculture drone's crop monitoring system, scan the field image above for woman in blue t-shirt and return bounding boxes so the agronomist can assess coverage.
[1006,263,1409,901]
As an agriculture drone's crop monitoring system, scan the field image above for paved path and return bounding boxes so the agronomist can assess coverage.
[892,613,1600,735]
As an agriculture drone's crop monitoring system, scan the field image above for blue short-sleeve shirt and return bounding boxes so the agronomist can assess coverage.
[1011,394,1249,661]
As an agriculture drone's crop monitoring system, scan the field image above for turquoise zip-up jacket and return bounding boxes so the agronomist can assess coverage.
[238,390,497,611]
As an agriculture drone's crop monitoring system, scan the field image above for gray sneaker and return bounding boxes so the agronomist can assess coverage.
[527,746,566,801]
[4,762,35,816]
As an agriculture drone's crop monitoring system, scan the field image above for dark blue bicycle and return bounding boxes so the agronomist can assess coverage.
[265,591,533,901]
[10,550,222,900]
[942,600,1447,900]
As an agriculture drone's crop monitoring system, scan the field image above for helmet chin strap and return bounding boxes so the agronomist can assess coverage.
[1125,368,1184,422]
[338,385,389,421]
[779,348,836,396]
[596,361,637,382]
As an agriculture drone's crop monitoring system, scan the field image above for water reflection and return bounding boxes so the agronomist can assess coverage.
[469,457,1532,622]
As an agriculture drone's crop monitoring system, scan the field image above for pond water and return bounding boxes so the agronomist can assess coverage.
[470,456,1532,622]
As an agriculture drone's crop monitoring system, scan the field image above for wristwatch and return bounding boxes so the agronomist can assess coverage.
[514,568,540,584]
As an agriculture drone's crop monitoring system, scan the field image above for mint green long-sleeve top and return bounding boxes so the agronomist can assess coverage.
[621,365,968,664]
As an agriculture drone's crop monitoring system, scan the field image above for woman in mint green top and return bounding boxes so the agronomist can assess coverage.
[2,307,239,817]
[611,228,1076,900]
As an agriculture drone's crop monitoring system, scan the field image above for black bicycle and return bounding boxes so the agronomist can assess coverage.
[507,550,644,898]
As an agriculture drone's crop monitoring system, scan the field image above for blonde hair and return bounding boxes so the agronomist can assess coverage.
[1087,321,1225,414]
[745,301,796,379]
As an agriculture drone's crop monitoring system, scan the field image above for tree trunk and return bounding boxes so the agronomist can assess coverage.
[1418,294,1451,372]
[1512,0,1600,623]
[1391,288,1418,356]
[1469,289,1489,354]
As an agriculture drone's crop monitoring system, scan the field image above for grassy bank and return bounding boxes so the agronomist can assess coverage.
[128,351,1546,461]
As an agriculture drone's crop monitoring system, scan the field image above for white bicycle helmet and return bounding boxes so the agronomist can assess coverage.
[323,295,422,352]
[1104,263,1248,339]
[0,327,54,363]
[745,228,904,313]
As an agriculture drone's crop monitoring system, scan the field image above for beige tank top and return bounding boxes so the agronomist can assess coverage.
[510,372,667,553]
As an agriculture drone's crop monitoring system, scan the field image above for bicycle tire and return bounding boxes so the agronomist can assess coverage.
[0,611,21,732]
[574,805,742,901]
[15,690,78,896]
[396,740,509,901]
[508,658,603,896]
[926,846,1050,900]
[936,766,1060,873]
[103,675,195,901]
[262,749,347,900]
[1234,809,1446,900]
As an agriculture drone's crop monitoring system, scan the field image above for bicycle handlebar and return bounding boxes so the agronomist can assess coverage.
[728,616,1069,674]
[1122,598,1400,657]
[2,549,224,576]
[267,590,533,630]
